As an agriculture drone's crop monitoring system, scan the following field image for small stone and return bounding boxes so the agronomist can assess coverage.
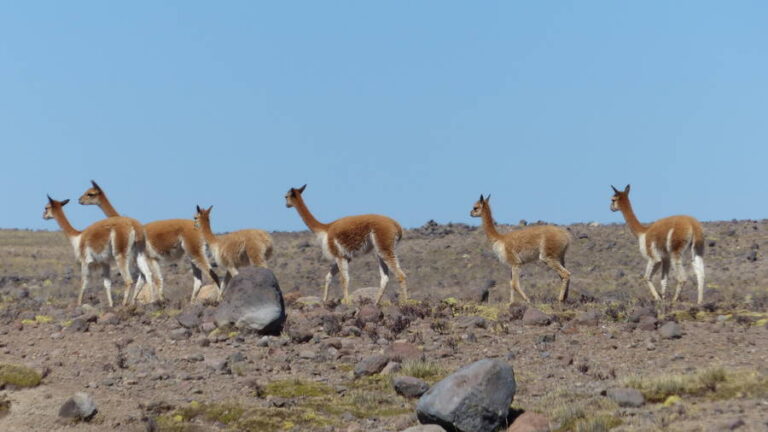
[200,322,216,333]
[66,318,89,333]
[357,305,383,325]
[58,392,97,421]
[607,387,645,407]
[204,356,229,374]
[522,308,551,326]
[659,322,682,339]
[354,354,389,378]
[288,325,313,344]
[393,376,430,398]
[299,350,316,360]
[573,310,599,326]
[637,315,658,331]
[381,361,402,375]
[508,411,551,432]
[169,328,191,340]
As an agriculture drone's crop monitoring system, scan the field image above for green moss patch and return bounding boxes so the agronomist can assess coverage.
[0,364,42,389]
[625,367,768,403]
[158,376,412,432]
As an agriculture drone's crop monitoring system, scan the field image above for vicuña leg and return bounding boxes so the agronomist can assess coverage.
[323,263,339,302]
[149,258,164,300]
[337,258,351,304]
[692,254,705,304]
[100,263,114,307]
[543,256,571,302]
[660,258,671,300]
[220,268,238,299]
[78,262,90,306]
[509,266,529,304]
[190,264,204,302]
[116,255,133,306]
[671,254,687,302]
[643,260,662,301]
[381,254,407,303]
[135,253,156,304]
[375,256,390,305]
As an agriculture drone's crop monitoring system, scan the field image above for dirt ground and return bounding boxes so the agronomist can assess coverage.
[0,219,767,431]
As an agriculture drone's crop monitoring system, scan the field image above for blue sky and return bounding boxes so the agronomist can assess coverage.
[2,1,767,232]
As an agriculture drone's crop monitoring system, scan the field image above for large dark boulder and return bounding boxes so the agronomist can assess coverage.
[416,358,516,432]
[214,267,286,335]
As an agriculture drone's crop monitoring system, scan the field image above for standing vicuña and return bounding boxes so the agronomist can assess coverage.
[470,195,571,304]
[79,180,220,302]
[193,205,273,298]
[43,196,155,306]
[610,185,705,303]
[285,184,407,305]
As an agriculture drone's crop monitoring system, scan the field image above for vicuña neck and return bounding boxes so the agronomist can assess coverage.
[481,205,503,242]
[98,194,120,218]
[618,200,647,236]
[198,217,219,246]
[52,208,81,238]
[293,196,329,233]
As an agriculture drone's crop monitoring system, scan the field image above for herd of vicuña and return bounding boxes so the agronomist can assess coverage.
[42,181,706,307]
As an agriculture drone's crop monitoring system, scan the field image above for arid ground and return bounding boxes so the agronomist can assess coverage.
[0,219,767,431]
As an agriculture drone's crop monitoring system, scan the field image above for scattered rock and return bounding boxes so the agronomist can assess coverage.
[607,387,645,407]
[637,316,658,331]
[629,307,657,323]
[417,358,516,432]
[381,361,402,375]
[659,322,683,339]
[393,376,430,398]
[357,305,383,325]
[169,328,191,340]
[349,287,380,303]
[386,342,424,362]
[400,425,446,432]
[58,392,97,422]
[177,304,204,329]
[214,267,286,335]
[66,318,89,333]
[522,308,551,326]
[321,314,342,336]
[354,354,389,378]
[288,325,313,344]
[204,356,230,374]
[508,411,551,432]
[573,310,599,326]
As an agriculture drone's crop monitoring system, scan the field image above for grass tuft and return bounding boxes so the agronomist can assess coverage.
[400,360,448,383]
[0,364,42,388]
[624,367,768,403]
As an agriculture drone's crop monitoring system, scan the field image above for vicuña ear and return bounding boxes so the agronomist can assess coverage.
[611,185,619,194]
[485,194,491,202]
[207,205,213,213]
[61,199,70,206]
[478,194,484,203]
[624,184,631,194]
[196,205,202,213]
[47,194,54,203]
[90,180,101,190]
[297,184,307,193]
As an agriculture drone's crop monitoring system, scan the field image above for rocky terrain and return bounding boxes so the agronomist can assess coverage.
[0,219,767,431]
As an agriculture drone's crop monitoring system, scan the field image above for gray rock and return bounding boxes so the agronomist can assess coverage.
[66,318,89,333]
[659,322,682,339]
[401,426,446,432]
[417,358,516,432]
[357,305,383,325]
[637,315,658,331]
[629,307,656,323]
[381,361,402,375]
[607,387,645,407]
[522,308,551,326]
[288,325,313,344]
[58,392,97,421]
[177,304,204,329]
[169,328,191,340]
[118,345,158,369]
[573,310,600,326]
[214,267,286,335]
[393,376,429,398]
[354,354,389,378]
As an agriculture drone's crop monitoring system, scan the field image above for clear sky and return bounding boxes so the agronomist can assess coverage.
[2,1,767,232]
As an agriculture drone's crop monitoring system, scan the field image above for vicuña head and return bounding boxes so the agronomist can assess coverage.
[43,195,69,220]
[284,184,306,208]
[78,180,104,206]
[469,194,490,218]
[610,184,630,213]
